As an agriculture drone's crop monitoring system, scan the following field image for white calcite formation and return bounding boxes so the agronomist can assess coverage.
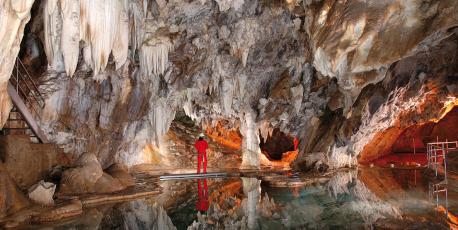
[28,180,56,206]
[0,0,34,127]
[44,0,168,80]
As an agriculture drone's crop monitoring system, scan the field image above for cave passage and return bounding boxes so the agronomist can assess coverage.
[259,128,295,160]
[367,107,458,167]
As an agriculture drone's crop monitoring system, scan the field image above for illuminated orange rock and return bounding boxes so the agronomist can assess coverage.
[260,150,298,168]
[360,106,458,167]
[205,120,242,150]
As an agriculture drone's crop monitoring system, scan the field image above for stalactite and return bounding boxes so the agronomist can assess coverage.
[140,36,173,77]
[44,0,130,78]
[112,0,129,70]
[129,1,144,59]
[60,0,80,77]
[150,98,176,146]
[44,0,63,68]
[88,0,118,77]
[221,78,234,116]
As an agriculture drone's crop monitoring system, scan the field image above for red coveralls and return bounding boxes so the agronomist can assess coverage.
[293,138,299,151]
[196,178,209,212]
[195,139,208,173]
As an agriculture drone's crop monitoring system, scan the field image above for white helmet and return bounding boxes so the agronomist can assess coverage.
[199,133,205,138]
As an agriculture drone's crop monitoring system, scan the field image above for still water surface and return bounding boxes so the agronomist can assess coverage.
[24,169,454,229]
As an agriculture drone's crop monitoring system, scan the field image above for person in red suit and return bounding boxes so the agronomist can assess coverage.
[293,137,299,151]
[194,133,208,174]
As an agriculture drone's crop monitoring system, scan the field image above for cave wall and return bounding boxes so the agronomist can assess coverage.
[356,33,458,164]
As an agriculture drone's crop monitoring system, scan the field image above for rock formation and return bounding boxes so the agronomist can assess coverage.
[0,163,30,218]
[0,0,456,170]
[59,153,134,195]
[28,180,56,206]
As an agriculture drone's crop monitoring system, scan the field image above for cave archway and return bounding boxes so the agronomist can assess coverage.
[360,106,458,166]
[259,128,295,160]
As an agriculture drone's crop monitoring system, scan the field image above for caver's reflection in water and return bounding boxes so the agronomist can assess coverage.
[196,179,209,212]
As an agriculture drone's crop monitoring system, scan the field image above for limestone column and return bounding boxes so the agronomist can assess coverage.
[240,111,260,169]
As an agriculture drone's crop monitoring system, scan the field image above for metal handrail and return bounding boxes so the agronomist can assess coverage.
[10,58,45,109]
[14,67,43,107]
[426,139,456,182]
[16,58,45,106]
[8,58,46,120]
[427,141,458,146]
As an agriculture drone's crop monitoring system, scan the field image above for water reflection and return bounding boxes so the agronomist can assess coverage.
[242,177,261,229]
[196,179,209,212]
[20,168,452,229]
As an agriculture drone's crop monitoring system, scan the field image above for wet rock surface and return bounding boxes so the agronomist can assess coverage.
[0,163,30,218]
[105,163,135,188]
[0,135,64,189]
[59,153,135,195]
[59,153,104,195]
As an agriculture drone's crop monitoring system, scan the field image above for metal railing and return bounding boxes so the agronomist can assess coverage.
[9,58,45,117]
[2,58,47,142]
[429,181,448,216]
[427,140,458,181]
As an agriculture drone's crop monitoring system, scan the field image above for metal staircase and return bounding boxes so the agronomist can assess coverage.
[1,58,48,143]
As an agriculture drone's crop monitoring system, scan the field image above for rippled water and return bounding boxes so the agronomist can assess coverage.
[23,168,454,229]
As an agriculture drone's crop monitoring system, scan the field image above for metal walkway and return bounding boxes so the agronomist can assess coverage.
[1,58,48,143]
[159,172,227,181]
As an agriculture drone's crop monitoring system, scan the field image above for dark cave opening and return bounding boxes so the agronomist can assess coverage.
[259,128,295,160]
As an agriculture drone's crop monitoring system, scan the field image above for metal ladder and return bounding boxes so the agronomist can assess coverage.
[1,58,48,143]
